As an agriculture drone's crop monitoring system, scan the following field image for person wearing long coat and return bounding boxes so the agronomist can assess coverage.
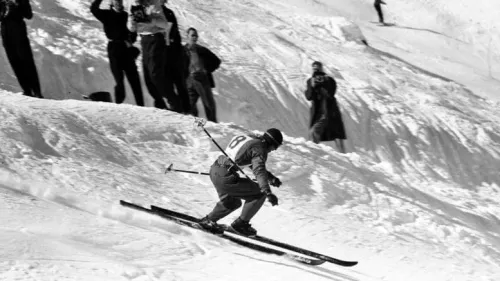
[305,61,346,153]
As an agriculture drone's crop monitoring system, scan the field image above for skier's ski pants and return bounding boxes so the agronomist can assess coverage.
[207,164,266,222]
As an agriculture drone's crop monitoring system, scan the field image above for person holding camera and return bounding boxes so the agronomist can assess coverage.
[128,0,181,112]
[0,0,42,98]
[305,61,346,153]
[91,0,144,106]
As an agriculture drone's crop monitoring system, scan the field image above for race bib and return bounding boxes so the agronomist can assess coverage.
[226,135,252,164]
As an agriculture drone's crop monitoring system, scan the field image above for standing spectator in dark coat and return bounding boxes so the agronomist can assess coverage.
[305,61,346,153]
[162,2,190,114]
[184,27,221,122]
[374,0,387,24]
[128,0,182,112]
[0,0,42,98]
[91,0,144,106]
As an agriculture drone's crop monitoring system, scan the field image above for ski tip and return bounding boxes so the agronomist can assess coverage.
[339,261,358,267]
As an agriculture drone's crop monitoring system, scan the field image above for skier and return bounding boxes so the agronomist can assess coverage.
[374,0,387,24]
[198,128,283,236]
[0,0,43,98]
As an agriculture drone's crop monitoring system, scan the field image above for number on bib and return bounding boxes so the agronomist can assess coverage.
[228,136,246,149]
[226,135,251,161]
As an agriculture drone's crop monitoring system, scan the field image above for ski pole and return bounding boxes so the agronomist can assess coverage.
[194,118,253,182]
[164,164,209,176]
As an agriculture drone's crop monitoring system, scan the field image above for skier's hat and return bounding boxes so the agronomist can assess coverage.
[263,128,283,147]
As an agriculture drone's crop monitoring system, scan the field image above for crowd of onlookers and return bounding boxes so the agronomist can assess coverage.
[0,0,360,152]
[91,0,221,123]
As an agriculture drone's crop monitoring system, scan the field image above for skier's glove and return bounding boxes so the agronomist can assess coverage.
[269,177,282,188]
[265,190,278,206]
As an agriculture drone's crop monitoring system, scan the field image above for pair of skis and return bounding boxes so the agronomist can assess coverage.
[120,200,357,267]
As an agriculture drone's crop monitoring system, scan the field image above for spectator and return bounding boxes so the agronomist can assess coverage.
[128,0,182,112]
[162,1,190,114]
[91,0,144,106]
[184,27,221,122]
[374,0,387,24]
[0,0,42,98]
[304,61,346,153]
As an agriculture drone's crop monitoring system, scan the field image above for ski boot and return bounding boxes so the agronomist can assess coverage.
[198,216,224,234]
[229,217,257,236]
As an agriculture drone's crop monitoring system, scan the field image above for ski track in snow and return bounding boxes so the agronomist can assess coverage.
[0,0,499,280]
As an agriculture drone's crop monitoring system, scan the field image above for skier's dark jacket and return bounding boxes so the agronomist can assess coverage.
[0,0,32,22]
[305,72,346,141]
[215,136,276,194]
[90,0,136,42]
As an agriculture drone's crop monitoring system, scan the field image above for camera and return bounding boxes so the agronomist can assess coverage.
[313,73,325,84]
[130,4,151,23]
[0,0,18,20]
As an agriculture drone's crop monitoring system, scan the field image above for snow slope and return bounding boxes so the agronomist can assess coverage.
[0,89,499,281]
[1,0,500,280]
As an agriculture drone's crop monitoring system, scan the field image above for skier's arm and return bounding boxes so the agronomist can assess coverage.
[381,1,387,4]
[21,0,33,20]
[90,0,105,21]
[250,149,271,193]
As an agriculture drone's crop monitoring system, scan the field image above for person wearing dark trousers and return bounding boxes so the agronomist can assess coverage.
[128,0,182,112]
[0,0,42,98]
[184,27,221,122]
[374,0,387,24]
[91,0,144,106]
[162,2,190,114]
